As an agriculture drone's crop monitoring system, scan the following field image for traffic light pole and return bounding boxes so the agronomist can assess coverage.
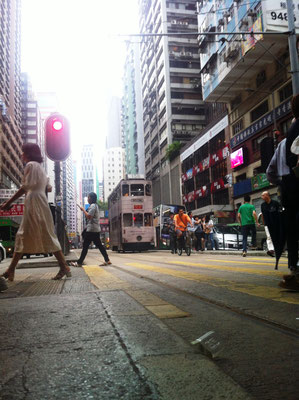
[54,161,61,203]
[287,0,299,94]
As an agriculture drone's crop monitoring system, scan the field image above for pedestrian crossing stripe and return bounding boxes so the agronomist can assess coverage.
[208,259,288,267]
[125,263,299,305]
[169,261,283,277]
[83,266,190,319]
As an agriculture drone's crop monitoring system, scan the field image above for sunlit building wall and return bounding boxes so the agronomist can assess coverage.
[138,0,206,206]
[122,41,145,175]
[103,147,125,202]
[0,0,23,190]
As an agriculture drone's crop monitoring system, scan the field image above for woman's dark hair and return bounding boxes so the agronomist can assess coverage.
[88,192,97,204]
[205,215,210,223]
[22,143,43,163]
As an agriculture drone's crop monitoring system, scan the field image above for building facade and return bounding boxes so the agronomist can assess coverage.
[0,0,23,190]
[103,147,125,201]
[197,0,294,214]
[20,73,44,155]
[106,97,123,149]
[81,144,96,205]
[122,41,145,176]
[62,157,76,238]
[138,0,206,206]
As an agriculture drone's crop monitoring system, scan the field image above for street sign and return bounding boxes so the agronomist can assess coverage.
[0,204,24,217]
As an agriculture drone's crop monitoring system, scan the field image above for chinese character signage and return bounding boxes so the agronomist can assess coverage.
[0,204,24,217]
[251,173,270,191]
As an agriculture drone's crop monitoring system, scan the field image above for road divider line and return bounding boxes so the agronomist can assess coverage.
[169,261,283,276]
[83,266,190,319]
[125,262,299,305]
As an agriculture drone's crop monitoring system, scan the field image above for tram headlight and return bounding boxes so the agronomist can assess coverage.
[137,235,142,241]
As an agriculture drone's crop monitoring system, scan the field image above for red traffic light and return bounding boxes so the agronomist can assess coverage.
[52,119,63,131]
[45,113,70,162]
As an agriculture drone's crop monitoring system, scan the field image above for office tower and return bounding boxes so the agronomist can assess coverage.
[106,97,123,149]
[0,0,23,189]
[81,144,96,205]
[138,0,206,206]
[62,156,76,237]
[20,73,44,157]
[103,147,125,201]
[122,41,145,175]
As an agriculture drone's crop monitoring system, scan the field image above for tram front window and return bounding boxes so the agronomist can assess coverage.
[134,213,143,227]
[123,213,132,227]
[144,213,153,226]
[131,184,144,196]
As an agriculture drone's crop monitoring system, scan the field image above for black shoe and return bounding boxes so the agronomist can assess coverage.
[267,250,275,257]
[171,251,174,254]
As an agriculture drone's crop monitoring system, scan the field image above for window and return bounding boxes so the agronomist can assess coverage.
[232,119,243,136]
[279,82,292,102]
[210,130,225,153]
[123,213,132,227]
[144,213,153,226]
[213,188,229,205]
[256,70,266,87]
[134,213,143,227]
[131,184,144,196]
[122,184,129,196]
[145,184,151,196]
[211,160,227,181]
[250,100,268,122]
[252,133,269,153]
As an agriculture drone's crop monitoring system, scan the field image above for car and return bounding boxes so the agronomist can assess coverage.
[213,224,243,250]
[0,241,7,262]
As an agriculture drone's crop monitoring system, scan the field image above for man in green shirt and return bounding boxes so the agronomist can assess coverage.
[238,195,259,257]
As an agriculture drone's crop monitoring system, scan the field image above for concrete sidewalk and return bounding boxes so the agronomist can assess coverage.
[0,260,253,400]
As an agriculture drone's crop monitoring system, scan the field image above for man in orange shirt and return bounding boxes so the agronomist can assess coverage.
[174,207,191,238]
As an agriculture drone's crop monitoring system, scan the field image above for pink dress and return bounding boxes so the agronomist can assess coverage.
[14,161,61,254]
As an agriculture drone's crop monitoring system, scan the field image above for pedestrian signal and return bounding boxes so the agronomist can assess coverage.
[45,113,70,161]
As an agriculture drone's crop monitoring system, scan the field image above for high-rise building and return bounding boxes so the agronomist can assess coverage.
[0,0,23,189]
[138,0,206,206]
[197,0,292,214]
[103,147,125,201]
[62,157,76,237]
[122,42,145,175]
[81,144,96,205]
[106,97,123,149]
[20,73,44,157]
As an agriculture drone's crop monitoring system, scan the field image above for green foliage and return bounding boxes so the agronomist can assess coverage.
[165,141,182,161]
[97,200,108,211]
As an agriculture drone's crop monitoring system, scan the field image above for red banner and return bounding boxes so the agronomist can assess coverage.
[181,144,230,182]
[0,204,24,217]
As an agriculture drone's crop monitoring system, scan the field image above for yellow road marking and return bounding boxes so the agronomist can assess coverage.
[125,263,299,305]
[209,259,288,267]
[169,261,283,277]
[83,266,190,319]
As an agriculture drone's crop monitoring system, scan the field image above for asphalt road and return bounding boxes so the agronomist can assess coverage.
[0,250,298,399]
[82,249,299,400]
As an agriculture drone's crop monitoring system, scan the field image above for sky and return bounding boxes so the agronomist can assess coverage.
[21,0,139,165]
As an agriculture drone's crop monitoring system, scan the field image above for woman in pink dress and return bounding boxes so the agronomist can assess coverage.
[0,144,71,281]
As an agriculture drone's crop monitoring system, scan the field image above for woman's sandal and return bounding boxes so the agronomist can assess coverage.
[1,270,15,282]
[52,268,72,280]
[100,261,112,266]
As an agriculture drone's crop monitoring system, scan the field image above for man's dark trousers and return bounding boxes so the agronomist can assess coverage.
[241,224,256,252]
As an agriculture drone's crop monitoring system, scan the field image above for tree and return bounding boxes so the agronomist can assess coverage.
[165,141,182,161]
[97,200,108,211]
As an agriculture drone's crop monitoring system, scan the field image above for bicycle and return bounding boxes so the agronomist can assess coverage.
[177,230,191,256]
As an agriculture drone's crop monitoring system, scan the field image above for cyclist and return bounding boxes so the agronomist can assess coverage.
[174,207,192,251]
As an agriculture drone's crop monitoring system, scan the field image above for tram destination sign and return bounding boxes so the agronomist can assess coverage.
[0,204,24,217]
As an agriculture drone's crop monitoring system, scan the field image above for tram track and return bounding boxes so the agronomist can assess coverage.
[107,259,299,338]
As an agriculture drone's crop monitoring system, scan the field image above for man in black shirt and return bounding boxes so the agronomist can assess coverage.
[261,191,280,257]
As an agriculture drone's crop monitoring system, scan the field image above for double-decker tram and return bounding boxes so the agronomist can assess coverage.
[108,178,155,252]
